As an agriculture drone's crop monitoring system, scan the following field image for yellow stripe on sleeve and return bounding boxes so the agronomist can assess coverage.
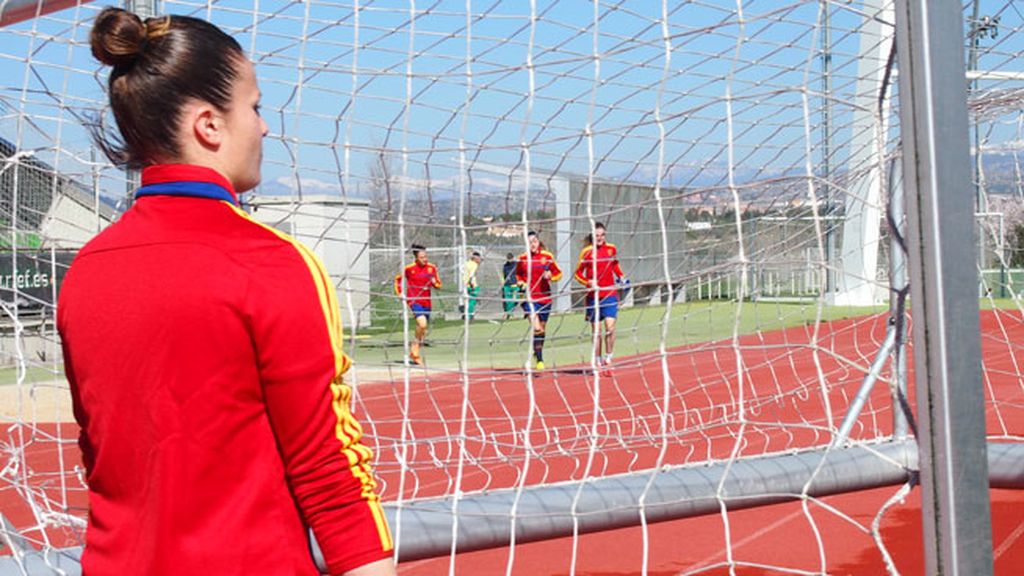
[225,203,348,375]
[226,203,392,550]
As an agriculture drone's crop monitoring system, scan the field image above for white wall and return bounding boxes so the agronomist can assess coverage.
[39,193,115,248]
[249,195,372,328]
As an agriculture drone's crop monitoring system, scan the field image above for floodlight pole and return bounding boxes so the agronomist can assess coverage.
[124,1,157,20]
[967,4,998,286]
[894,1,993,574]
[966,3,997,217]
[967,1,983,225]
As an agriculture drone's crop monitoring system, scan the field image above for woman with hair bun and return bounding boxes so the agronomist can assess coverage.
[515,231,562,370]
[58,8,395,575]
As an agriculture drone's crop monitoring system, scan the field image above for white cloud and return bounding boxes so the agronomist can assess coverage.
[274,175,340,193]
[986,140,1024,153]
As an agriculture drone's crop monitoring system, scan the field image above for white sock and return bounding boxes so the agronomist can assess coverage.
[604,354,613,365]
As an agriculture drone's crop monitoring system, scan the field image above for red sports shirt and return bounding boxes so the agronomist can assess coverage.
[516,249,562,305]
[574,242,625,301]
[394,261,442,309]
[58,164,392,576]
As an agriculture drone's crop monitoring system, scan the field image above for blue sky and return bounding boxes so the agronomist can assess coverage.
[0,1,1021,207]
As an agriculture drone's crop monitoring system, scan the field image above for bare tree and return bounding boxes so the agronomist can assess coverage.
[989,195,1024,267]
[367,150,397,219]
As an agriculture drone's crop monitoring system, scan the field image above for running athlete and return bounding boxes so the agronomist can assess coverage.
[516,231,562,370]
[59,8,394,575]
[394,244,442,365]
[574,222,627,367]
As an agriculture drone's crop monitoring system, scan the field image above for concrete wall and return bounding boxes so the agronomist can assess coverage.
[569,180,687,305]
[38,192,114,248]
[249,196,372,328]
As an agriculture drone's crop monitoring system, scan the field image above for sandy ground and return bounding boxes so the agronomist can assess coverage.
[0,380,74,422]
[0,368,407,424]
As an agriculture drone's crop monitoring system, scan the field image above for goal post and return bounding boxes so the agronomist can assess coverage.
[0,0,87,27]
[894,0,994,572]
[4,441,1024,570]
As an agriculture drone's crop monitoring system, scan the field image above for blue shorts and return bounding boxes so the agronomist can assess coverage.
[585,296,619,322]
[410,303,431,320]
[522,301,552,322]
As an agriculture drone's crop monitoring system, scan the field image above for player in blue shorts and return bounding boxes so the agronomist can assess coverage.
[395,244,442,365]
[575,223,627,367]
[516,231,562,370]
[585,295,619,323]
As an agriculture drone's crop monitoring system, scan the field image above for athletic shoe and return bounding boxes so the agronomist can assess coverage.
[535,361,545,370]
[409,353,424,366]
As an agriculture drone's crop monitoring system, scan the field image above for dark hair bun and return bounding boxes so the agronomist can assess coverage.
[88,7,242,168]
[90,7,146,68]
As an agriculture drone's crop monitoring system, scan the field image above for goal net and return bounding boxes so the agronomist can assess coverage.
[1,1,1022,574]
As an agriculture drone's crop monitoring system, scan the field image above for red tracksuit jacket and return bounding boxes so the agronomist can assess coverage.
[57,164,392,575]
[516,249,562,305]
[393,261,442,309]
[574,242,624,302]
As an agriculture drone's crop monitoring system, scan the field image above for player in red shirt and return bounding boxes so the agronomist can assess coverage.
[394,244,442,365]
[574,222,627,367]
[516,231,562,369]
[58,9,394,575]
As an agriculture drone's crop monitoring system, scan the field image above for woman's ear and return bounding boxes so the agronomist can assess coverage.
[190,103,223,150]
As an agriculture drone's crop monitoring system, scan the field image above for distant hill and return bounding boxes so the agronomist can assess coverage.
[981,150,1024,196]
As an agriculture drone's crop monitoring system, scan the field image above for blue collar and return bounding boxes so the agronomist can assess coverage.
[135,164,239,206]
[135,180,238,206]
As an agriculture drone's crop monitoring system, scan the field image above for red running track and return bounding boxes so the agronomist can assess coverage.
[4,311,1024,573]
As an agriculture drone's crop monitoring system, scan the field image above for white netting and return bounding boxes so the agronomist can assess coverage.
[1,1,1022,574]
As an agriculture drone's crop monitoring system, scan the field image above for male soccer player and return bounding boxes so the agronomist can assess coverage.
[574,222,627,367]
[395,244,442,365]
[517,231,562,370]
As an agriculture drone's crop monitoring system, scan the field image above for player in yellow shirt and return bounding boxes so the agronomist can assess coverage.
[462,251,482,320]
